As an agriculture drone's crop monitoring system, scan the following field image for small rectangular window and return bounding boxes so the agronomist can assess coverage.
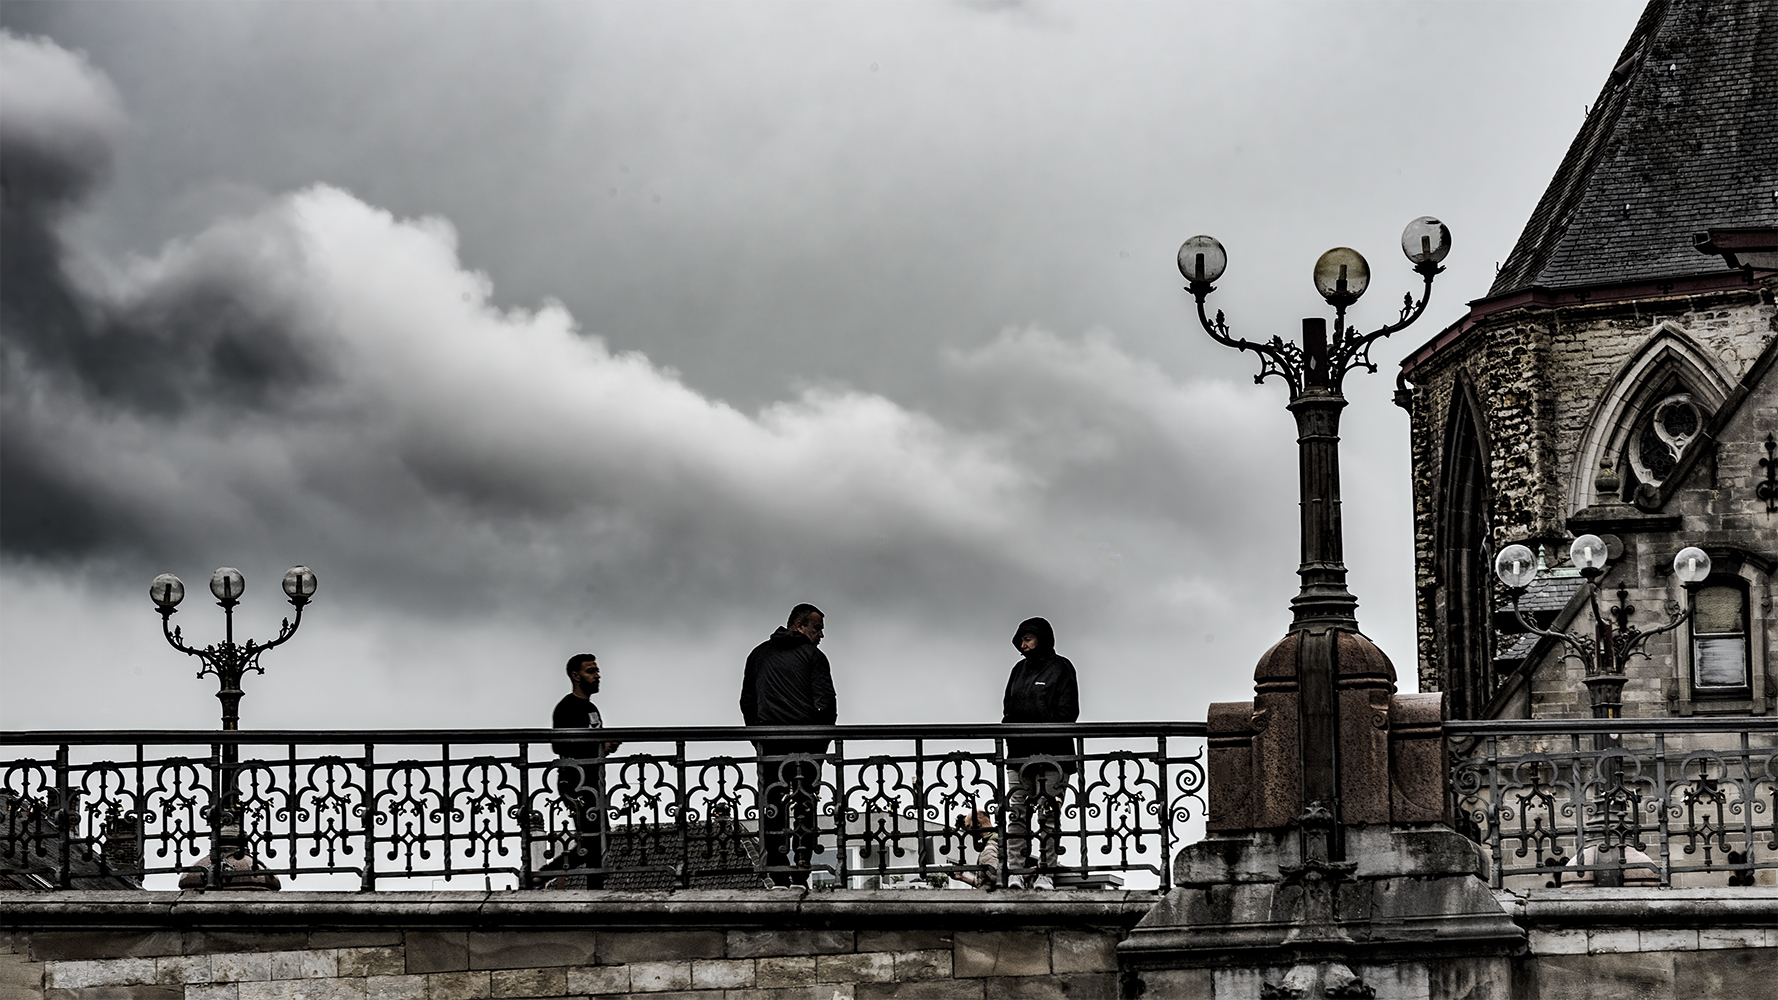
[1691,584,1749,690]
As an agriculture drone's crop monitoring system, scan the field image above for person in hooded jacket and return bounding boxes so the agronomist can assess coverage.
[1001,616,1079,890]
[740,603,837,887]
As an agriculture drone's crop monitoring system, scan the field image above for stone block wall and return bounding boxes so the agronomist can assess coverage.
[1404,281,1778,714]
[0,892,1150,1000]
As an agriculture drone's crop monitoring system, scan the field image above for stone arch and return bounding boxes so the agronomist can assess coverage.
[1434,372,1493,719]
[1568,322,1735,513]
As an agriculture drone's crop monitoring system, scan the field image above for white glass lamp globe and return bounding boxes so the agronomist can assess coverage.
[1313,247,1370,303]
[1672,547,1712,585]
[150,574,186,609]
[1401,216,1452,265]
[282,565,318,600]
[1494,545,1537,590]
[1569,535,1610,573]
[210,567,246,602]
[1177,235,1227,284]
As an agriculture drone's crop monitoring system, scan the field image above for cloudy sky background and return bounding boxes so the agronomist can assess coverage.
[1,1,1641,733]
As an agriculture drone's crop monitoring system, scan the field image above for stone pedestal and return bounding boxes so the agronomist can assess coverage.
[1120,825,1525,999]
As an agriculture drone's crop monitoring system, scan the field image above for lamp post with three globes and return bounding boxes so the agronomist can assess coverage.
[148,564,316,888]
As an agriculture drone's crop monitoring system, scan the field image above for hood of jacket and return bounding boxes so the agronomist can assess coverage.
[768,626,812,649]
[1013,617,1055,657]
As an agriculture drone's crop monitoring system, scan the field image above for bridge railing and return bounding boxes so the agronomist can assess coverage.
[1446,717,1778,889]
[1,723,1205,892]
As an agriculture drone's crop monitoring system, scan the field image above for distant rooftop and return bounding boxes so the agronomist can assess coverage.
[1487,0,1778,298]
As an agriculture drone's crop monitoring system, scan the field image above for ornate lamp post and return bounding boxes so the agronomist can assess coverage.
[1493,539,1707,886]
[1176,218,1449,876]
[149,564,317,888]
[1493,538,1710,725]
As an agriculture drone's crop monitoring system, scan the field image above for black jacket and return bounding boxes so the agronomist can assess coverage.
[1003,617,1080,769]
[740,627,837,727]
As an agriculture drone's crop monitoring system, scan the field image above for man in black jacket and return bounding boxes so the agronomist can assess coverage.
[740,603,837,887]
[1001,617,1079,890]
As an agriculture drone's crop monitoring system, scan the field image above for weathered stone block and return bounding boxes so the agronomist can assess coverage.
[564,966,628,996]
[1586,929,1640,954]
[47,960,155,989]
[1699,927,1767,950]
[1047,932,1115,975]
[725,931,853,960]
[270,952,337,981]
[814,953,893,983]
[753,957,816,988]
[337,950,404,980]
[856,982,981,1000]
[854,932,951,954]
[364,977,426,1000]
[595,933,723,965]
[1527,929,1586,956]
[728,988,857,1000]
[468,934,595,972]
[188,936,309,958]
[1674,947,1777,997]
[59,988,183,1000]
[308,936,401,952]
[239,981,366,1000]
[688,960,752,990]
[404,936,468,976]
[153,956,211,985]
[1536,952,1676,1000]
[624,962,690,993]
[489,968,564,999]
[0,949,44,997]
[424,972,490,1000]
[984,975,1114,1000]
[1123,969,1211,998]
[951,934,1048,979]
[27,936,182,963]
[889,951,950,982]
[186,985,238,1000]
[211,954,277,986]
[1639,928,1700,952]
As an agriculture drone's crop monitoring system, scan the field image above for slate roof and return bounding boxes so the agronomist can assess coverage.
[1488,0,1778,297]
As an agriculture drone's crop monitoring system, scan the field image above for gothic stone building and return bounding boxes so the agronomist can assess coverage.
[1398,0,1778,721]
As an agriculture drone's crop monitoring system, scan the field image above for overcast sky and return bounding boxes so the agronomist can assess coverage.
[0,1,1642,734]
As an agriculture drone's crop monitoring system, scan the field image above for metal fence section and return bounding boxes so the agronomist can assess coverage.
[1447,718,1778,889]
[1,723,1205,892]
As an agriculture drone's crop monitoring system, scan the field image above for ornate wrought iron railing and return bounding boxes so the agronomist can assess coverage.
[1447,717,1778,889]
[1,723,1205,892]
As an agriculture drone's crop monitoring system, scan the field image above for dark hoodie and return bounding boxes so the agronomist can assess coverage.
[741,627,838,727]
[1002,617,1080,769]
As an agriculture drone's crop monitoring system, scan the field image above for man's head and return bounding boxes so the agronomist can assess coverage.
[565,653,600,697]
[1013,617,1054,657]
[787,603,824,645]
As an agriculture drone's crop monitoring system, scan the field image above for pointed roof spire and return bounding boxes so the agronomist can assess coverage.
[1488,0,1778,298]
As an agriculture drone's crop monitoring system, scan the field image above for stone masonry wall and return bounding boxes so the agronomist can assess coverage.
[0,892,1149,1000]
[1405,281,1778,714]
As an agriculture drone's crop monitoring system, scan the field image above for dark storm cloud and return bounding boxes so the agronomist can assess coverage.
[0,29,1283,634]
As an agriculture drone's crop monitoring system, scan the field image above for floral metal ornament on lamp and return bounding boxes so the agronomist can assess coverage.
[150,564,317,889]
[1493,538,1709,722]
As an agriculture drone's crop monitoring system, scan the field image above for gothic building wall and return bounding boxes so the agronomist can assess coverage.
[1403,287,1777,719]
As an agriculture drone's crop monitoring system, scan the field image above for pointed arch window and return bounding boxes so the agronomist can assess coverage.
[1614,376,1715,502]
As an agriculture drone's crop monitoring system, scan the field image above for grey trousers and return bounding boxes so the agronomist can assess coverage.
[1004,763,1066,873]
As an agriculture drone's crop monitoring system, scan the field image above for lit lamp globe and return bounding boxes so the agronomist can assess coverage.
[1569,535,1610,575]
[282,565,319,605]
[150,573,186,610]
[1313,247,1370,305]
[1494,544,1537,591]
[210,567,246,602]
[1401,216,1452,267]
[1177,235,1227,287]
[1673,547,1712,586]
